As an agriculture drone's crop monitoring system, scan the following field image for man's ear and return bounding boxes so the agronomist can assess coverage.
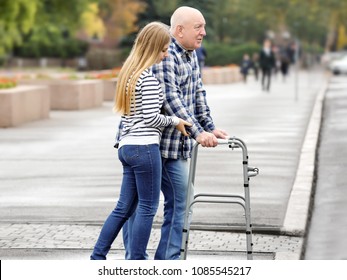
[177,25,184,38]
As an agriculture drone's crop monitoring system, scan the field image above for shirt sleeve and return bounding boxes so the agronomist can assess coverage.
[141,75,178,128]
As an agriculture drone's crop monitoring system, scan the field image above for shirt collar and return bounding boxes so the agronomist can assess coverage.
[171,36,193,61]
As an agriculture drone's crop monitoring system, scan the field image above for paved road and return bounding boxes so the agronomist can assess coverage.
[0,67,326,260]
[304,75,347,259]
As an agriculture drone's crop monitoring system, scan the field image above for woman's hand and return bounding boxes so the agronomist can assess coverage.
[175,118,192,136]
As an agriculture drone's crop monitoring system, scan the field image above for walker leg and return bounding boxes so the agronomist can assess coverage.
[180,143,199,260]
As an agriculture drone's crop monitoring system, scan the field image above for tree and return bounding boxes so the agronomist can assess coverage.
[337,25,347,50]
[80,2,106,40]
[316,0,347,51]
[12,0,94,59]
[98,0,145,47]
[0,0,39,57]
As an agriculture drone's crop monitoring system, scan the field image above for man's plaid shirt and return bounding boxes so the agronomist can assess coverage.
[151,37,215,159]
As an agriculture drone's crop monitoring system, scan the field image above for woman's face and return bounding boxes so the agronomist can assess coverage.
[156,43,170,63]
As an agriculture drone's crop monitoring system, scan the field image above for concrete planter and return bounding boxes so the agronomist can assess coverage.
[20,79,104,110]
[49,80,103,110]
[101,78,117,101]
[0,85,50,127]
[202,66,242,84]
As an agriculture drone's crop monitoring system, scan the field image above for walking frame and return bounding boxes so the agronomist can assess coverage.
[180,137,259,260]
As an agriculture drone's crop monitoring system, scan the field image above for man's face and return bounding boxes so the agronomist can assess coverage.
[179,15,206,50]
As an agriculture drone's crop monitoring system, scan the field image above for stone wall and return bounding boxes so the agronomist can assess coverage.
[20,79,104,110]
[0,85,50,127]
[202,66,242,84]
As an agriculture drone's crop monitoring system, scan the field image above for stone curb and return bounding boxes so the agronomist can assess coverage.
[278,79,329,260]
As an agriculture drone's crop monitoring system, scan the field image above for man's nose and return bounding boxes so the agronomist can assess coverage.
[201,27,206,36]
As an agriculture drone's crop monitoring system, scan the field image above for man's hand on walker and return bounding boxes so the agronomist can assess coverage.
[196,131,218,147]
[212,128,229,139]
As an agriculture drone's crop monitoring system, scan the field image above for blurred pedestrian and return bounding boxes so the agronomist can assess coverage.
[240,53,252,83]
[279,44,291,81]
[196,44,207,74]
[252,52,260,81]
[259,39,275,91]
[90,22,191,260]
[123,6,228,260]
[272,44,281,79]
[288,42,297,64]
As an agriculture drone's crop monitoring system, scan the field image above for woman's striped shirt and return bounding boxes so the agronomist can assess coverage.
[117,69,179,148]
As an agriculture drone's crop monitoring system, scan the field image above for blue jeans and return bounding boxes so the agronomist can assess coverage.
[91,144,161,260]
[123,158,189,260]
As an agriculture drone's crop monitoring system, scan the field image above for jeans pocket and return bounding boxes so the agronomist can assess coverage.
[119,145,139,163]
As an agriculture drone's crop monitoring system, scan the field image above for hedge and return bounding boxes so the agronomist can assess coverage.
[204,42,261,66]
[13,38,89,59]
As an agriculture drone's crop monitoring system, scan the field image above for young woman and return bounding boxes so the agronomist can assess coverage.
[90,22,191,260]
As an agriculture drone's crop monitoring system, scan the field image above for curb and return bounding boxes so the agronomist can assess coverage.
[279,79,329,260]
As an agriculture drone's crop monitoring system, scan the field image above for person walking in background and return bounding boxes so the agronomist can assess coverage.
[279,44,291,82]
[252,52,260,81]
[90,22,191,260]
[259,39,275,91]
[196,44,207,75]
[123,6,228,260]
[272,44,281,79]
[240,53,252,83]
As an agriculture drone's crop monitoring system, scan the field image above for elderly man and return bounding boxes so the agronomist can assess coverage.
[123,6,228,260]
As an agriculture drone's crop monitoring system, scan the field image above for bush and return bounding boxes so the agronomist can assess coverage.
[63,39,89,58]
[14,38,89,59]
[204,42,261,66]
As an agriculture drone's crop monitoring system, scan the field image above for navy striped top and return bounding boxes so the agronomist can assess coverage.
[117,69,179,147]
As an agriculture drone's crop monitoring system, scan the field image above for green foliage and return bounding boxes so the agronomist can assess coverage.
[35,0,93,30]
[0,0,39,56]
[205,42,261,66]
[135,0,175,28]
[0,0,93,59]
[133,0,346,52]
[14,35,89,58]
[2,0,347,64]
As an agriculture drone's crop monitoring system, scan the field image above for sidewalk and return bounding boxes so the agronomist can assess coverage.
[0,68,327,260]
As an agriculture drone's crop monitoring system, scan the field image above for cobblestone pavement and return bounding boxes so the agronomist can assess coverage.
[0,223,303,260]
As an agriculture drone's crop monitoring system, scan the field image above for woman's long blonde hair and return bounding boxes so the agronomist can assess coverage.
[114,22,170,115]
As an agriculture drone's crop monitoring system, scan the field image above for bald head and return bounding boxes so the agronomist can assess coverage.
[170,6,204,33]
[170,6,206,50]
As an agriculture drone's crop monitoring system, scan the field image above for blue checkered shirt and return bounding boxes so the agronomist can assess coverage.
[151,37,216,159]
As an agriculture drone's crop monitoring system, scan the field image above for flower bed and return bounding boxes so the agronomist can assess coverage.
[0,77,17,89]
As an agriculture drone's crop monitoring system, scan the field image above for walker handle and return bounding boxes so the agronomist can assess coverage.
[217,139,230,145]
[217,138,241,149]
